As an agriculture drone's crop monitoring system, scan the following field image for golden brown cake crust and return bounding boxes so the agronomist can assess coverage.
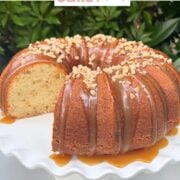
[0,34,179,155]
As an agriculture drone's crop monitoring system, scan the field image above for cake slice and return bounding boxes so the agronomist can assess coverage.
[0,49,67,118]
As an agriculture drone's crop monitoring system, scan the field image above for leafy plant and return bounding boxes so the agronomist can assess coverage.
[0,1,179,71]
[0,35,4,55]
[83,7,122,36]
[12,2,62,49]
[174,58,180,71]
[147,18,180,46]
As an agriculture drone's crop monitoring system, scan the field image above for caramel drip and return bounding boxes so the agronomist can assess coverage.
[134,75,157,145]
[88,94,97,153]
[81,37,89,66]
[132,78,141,145]
[75,43,84,67]
[167,127,178,136]
[87,48,97,70]
[105,75,122,154]
[68,44,79,67]
[120,82,132,152]
[98,45,110,68]
[50,154,71,166]
[0,116,16,124]
[104,39,119,67]
[80,88,97,155]
[59,82,72,152]
[62,53,73,72]
[146,73,168,135]
[111,81,123,154]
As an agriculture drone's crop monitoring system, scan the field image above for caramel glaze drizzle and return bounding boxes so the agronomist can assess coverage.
[142,74,168,138]
[146,73,168,135]
[120,81,133,153]
[80,86,97,155]
[110,78,124,154]
[128,76,141,151]
[104,40,119,67]
[58,82,72,152]
[81,37,89,66]
[105,74,123,154]
[133,74,158,145]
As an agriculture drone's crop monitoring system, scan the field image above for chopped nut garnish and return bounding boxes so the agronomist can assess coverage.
[134,87,140,93]
[74,56,79,60]
[27,34,170,89]
[130,93,135,99]
[90,89,96,96]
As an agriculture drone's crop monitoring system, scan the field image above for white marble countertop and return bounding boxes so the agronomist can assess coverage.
[0,151,180,180]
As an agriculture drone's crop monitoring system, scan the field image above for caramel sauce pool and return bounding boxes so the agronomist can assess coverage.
[50,154,72,166]
[50,127,178,167]
[0,116,16,124]
[79,138,168,167]
[50,138,168,167]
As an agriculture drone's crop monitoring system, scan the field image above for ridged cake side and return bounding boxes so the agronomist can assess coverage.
[51,35,179,155]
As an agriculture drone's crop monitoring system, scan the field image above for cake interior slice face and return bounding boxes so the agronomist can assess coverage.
[5,62,66,118]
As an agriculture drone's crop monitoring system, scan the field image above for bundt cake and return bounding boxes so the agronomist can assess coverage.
[0,34,179,156]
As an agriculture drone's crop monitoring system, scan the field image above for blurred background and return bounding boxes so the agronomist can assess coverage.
[0,1,179,72]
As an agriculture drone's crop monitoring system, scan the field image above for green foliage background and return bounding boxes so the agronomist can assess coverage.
[0,1,180,72]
